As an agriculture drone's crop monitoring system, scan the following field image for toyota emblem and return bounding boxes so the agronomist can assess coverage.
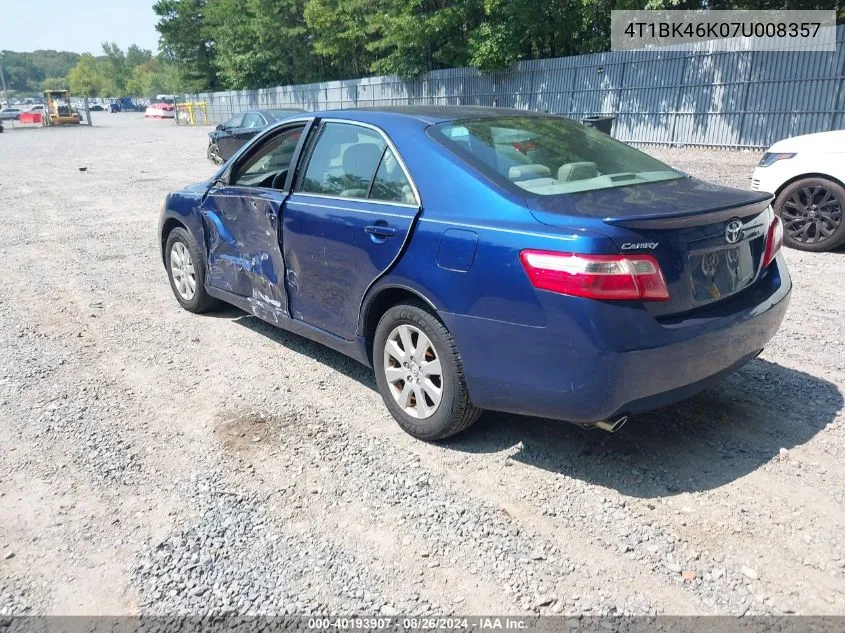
[725,219,743,244]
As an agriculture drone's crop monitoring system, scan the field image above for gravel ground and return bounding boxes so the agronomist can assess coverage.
[0,114,843,616]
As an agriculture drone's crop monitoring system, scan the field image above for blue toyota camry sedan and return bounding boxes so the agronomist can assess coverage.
[159,106,791,440]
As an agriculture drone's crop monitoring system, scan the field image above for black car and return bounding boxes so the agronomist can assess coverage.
[207,109,305,164]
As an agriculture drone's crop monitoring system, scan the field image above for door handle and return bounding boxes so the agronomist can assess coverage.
[364,224,397,238]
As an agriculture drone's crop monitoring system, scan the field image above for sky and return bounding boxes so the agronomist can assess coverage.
[0,0,160,54]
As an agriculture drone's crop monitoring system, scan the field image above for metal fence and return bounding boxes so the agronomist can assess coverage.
[185,24,845,149]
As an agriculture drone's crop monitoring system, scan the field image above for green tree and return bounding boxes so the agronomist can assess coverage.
[466,0,610,71]
[0,50,79,92]
[207,0,318,89]
[155,60,183,94]
[154,0,218,90]
[125,63,150,96]
[125,57,182,96]
[41,76,67,90]
[303,0,380,78]
[101,42,129,93]
[126,44,153,68]
[152,0,845,89]
[67,54,106,97]
[366,0,484,78]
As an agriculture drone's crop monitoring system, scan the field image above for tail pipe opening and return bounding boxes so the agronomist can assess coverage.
[594,415,629,433]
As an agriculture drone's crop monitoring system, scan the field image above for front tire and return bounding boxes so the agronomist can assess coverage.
[774,177,845,252]
[165,227,217,313]
[373,302,481,441]
[207,142,224,165]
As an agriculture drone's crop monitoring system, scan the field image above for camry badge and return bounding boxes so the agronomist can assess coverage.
[620,242,659,250]
[725,219,744,244]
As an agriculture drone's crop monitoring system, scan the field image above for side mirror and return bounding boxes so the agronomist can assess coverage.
[210,169,230,189]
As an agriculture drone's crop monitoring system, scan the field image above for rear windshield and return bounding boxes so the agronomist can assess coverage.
[429,115,683,195]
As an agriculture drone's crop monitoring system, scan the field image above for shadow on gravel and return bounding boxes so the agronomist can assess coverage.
[229,313,376,388]
[228,313,841,497]
[444,359,842,497]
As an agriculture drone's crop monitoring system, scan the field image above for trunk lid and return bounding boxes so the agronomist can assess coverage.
[525,178,774,317]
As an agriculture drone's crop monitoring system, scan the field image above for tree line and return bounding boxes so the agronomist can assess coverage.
[3,0,839,99]
[66,44,181,97]
[1,45,181,98]
[154,0,841,93]
[0,50,80,93]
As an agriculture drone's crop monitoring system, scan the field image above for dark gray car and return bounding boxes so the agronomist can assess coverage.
[207,109,305,164]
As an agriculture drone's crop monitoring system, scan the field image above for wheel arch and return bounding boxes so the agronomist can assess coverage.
[360,284,440,364]
[160,216,189,266]
[775,172,845,199]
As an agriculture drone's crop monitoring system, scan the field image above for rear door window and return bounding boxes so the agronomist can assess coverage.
[370,148,416,205]
[242,112,265,129]
[224,113,244,129]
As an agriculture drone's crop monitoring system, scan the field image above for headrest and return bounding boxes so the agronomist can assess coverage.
[342,143,383,180]
[558,162,598,182]
[508,164,552,180]
[332,125,362,145]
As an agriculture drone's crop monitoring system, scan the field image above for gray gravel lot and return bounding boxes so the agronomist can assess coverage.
[0,114,843,616]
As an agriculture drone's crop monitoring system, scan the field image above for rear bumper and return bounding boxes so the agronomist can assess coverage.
[440,253,791,424]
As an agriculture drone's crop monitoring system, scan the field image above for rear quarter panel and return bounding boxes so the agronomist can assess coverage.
[374,121,618,326]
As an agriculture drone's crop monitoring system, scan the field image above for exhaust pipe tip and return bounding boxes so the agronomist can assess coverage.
[594,415,629,433]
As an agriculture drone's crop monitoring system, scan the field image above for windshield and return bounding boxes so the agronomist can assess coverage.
[430,115,683,196]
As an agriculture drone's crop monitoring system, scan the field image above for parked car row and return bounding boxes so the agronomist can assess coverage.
[1,102,108,121]
[159,106,797,440]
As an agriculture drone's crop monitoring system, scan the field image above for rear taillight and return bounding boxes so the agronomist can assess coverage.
[763,215,783,268]
[519,250,670,301]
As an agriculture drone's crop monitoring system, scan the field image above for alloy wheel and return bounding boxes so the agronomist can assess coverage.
[781,185,842,245]
[207,143,224,165]
[383,324,443,419]
[170,241,197,301]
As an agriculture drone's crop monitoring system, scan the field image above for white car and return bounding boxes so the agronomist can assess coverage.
[752,131,845,252]
[0,107,22,121]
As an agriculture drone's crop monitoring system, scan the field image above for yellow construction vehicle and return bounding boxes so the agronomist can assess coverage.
[43,90,81,126]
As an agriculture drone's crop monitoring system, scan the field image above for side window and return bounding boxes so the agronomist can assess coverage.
[370,148,416,205]
[231,126,304,188]
[300,123,385,198]
[242,112,264,129]
[224,113,244,129]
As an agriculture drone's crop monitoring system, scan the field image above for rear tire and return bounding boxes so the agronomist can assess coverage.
[373,302,481,441]
[165,227,217,313]
[774,177,845,252]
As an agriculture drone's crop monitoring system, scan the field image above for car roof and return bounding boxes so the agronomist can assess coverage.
[309,106,549,126]
[253,108,305,118]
